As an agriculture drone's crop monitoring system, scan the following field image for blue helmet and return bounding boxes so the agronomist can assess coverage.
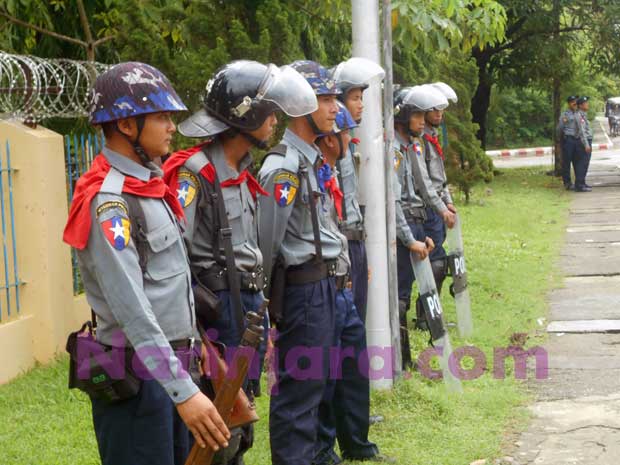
[290,60,341,96]
[89,62,186,125]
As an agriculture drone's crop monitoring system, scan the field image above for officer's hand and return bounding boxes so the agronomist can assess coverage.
[177,391,230,451]
[409,240,428,260]
[447,203,457,214]
[425,237,435,252]
[586,146,592,153]
[442,210,456,229]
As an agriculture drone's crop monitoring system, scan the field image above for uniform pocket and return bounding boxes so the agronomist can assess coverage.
[144,222,186,280]
[224,197,244,246]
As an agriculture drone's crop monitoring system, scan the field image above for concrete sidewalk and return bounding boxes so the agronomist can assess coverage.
[503,159,620,464]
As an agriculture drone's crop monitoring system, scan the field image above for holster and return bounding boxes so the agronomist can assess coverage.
[66,321,141,404]
[267,256,286,325]
[192,272,222,326]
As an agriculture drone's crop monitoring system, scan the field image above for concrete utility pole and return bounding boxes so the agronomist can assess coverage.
[352,0,394,389]
[381,0,402,379]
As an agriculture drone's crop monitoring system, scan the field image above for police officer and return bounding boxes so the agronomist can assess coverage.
[329,57,385,324]
[557,95,580,190]
[63,62,230,465]
[575,96,593,192]
[163,60,314,464]
[314,102,393,464]
[257,60,343,465]
[392,86,436,369]
[413,83,458,329]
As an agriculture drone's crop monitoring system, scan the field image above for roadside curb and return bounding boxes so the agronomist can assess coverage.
[487,142,613,158]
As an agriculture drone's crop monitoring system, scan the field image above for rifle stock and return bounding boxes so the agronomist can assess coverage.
[185,299,269,465]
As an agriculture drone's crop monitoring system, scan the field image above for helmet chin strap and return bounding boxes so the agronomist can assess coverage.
[116,115,151,165]
[240,131,269,150]
[336,133,345,159]
[305,114,323,135]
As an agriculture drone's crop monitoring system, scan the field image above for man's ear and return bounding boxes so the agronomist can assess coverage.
[116,117,135,138]
[325,134,337,148]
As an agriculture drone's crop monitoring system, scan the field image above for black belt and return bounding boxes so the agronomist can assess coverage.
[404,207,427,224]
[198,267,265,292]
[343,229,365,241]
[335,274,349,290]
[169,338,196,351]
[286,260,337,285]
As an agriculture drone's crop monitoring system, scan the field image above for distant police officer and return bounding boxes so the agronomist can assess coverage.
[392,86,436,369]
[557,95,580,190]
[257,60,343,465]
[575,96,593,192]
[329,57,385,324]
[314,102,392,464]
[163,60,312,464]
[63,62,230,465]
[413,83,458,327]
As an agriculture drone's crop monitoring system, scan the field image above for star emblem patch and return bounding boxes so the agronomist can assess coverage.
[177,180,197,208]
[102,216,131,250]
[273,172,299,207]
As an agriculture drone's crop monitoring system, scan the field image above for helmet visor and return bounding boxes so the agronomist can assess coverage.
[257,64,318,117]
[403,85,449,111]
[331,57,385,88]
[431,82,458,103]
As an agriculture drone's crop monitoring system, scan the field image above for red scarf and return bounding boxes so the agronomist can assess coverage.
[63,154,185,250]
[163,144,268,201]
[424,133,444,160]
[323,173,344,220]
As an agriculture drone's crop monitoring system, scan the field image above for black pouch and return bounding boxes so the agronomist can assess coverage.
[192,275,222,325]
[268,256,286,325]
[66,321,141,404]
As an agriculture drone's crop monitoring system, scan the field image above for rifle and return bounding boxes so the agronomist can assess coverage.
[185,299,269,465]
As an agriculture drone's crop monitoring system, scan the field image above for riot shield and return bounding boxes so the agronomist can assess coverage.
[446,214,474,338]
[410,254,462,393]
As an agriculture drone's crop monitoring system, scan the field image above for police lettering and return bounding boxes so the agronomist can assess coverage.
[425,293,443,319]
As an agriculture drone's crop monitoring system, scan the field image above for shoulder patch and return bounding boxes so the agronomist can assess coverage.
[393,150,403,171]
[273,171,299,207]
[101,215,131,250]
[177,171,199,208]
[96,200,128,218]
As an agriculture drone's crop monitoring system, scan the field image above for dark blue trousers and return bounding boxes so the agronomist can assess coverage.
[562,137,577,186]
[269,277,337,465]
[210,290,268,464]
[396,222,427,308]
[574,138,593,189]
[423,208,446,262]
[348,239,368,323]
[92,380,191,465]
[211,290,268,386]
[315,288,378,464]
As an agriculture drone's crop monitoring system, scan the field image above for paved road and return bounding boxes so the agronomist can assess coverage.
[503,146,620,464]
[493,116,618,170]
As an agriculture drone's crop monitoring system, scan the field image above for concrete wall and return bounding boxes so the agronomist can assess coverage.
[0,120,89,384]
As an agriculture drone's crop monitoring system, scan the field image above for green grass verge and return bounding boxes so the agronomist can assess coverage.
[0,168,571,465]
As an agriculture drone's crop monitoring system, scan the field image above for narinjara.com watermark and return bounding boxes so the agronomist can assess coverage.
[75,329,548,392]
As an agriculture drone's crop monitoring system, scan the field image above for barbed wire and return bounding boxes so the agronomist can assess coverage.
[0,52,110,122]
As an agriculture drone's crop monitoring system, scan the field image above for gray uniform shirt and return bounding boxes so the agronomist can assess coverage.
[557,109,579,138]
[176,141,262,273]
[336,143,364,233]
[423,126,453,207]
[77,147,198,403]
[408,135,448,216]
[258,128,343,282]
[392,132,426,247]
[577,110,593,149]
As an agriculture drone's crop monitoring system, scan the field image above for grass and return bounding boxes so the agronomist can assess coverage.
[0,168,571,465]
